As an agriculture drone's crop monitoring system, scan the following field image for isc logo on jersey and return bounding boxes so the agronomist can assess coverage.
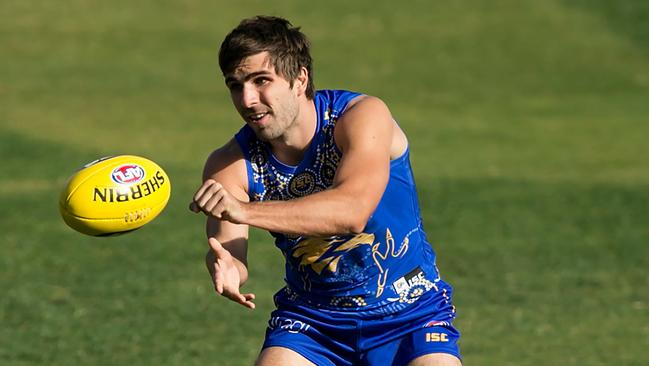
[59,155,171,236]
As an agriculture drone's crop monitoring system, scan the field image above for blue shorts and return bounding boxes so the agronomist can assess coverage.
[262,289,461,365]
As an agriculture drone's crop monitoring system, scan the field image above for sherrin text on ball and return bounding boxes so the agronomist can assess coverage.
[59,155,171,236]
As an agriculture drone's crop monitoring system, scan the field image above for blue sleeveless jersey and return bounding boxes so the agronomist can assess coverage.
[235,90,453,316]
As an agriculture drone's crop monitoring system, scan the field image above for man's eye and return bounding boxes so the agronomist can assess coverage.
[255,78,269,86]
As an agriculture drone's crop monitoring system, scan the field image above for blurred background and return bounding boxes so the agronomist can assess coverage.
[1,0,647,365]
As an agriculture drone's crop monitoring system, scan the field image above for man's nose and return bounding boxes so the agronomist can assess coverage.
[242,84,259,108]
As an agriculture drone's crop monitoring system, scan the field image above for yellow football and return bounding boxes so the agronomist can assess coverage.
[59,155,171,236]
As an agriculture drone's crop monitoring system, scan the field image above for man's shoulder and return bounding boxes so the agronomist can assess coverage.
[332,94,394,152]
[335,94,390,127]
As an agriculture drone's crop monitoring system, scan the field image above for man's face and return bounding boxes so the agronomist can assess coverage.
[225,52,300,141]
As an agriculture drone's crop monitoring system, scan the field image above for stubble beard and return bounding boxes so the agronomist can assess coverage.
[255,99,300,142]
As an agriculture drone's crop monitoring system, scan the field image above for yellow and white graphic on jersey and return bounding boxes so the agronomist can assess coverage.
[292,233,375,274]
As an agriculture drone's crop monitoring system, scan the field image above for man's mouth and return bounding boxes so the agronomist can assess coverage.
[247,111,270,124]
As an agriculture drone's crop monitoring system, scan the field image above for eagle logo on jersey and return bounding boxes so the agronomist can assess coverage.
[291,233,375,274]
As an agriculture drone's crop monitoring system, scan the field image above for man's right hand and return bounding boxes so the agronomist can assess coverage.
[190,179,248,225]
[205,237,256,309]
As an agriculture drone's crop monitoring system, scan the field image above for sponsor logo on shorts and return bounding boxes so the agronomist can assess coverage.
[111,164,145,184]
[425,332,449,342]
[268,317,311,334]
[424,320,450,328]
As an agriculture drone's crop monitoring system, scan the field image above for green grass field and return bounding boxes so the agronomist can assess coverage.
[2,1,648,365]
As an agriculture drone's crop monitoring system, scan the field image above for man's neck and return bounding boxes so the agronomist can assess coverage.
[269,99,317,166]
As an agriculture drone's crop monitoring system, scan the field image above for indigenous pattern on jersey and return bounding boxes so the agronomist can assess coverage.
[235,89,454,316]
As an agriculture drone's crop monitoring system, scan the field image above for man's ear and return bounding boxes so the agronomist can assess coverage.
[294,66,309,96]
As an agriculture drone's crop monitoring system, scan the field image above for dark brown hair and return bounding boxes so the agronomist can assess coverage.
[219,16,315,99]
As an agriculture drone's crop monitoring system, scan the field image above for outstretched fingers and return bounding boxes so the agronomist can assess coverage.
[207,238,255,309]
[235,293,257,309]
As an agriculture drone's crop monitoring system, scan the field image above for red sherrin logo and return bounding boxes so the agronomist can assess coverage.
[111,164,146,184]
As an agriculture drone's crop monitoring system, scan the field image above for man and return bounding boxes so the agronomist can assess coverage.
[190,16,462,366]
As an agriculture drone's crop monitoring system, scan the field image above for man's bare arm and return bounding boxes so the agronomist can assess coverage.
[200,140,255,308]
